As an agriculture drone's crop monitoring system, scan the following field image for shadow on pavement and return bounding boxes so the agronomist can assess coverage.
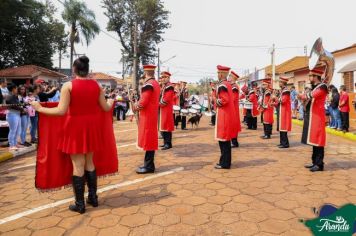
[232,158,277,169]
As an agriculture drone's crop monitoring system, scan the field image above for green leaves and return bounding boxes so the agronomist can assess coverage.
[0,0,67,69]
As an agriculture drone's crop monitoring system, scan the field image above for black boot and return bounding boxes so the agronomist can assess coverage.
[85,170,98,207]
[69,175,86,214]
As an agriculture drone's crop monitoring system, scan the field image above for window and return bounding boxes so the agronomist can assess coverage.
[343,72,354,92]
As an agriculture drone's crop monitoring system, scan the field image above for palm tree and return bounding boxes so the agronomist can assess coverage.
[62,0,100,76]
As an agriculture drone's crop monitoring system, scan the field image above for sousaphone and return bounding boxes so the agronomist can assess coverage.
[309,37,335,85]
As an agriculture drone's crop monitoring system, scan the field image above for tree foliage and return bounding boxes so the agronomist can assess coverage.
[0,0,67,69]
[62,0,100,74]
[188,77,215,95]
[103,0,170,71]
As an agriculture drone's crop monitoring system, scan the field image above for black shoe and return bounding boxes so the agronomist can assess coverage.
[85,170,98,207]
[160,144,165,147]
[31,139,38,144]
[279,145,289,149]
[261,135,270,139]
[304,163,314,168]
[21,142,31,147]
[310,165,324,172]
[69,175,86,214]
[182,128,188,130]
[214,164,230,170]
[161,145,172,150]
[136,167,155,174]
[276,144,283,147]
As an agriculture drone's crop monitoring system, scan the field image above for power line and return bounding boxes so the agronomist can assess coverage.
[164,38,269,49]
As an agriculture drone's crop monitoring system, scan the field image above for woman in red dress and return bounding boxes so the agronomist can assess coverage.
[32,56,114,214]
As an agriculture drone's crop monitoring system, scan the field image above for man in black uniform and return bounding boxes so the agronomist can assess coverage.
[179,81,189,130]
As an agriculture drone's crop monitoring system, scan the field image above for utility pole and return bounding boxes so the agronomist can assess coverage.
[271,43,276,88]
[122,50,125,80]
[157,48,160,78]
[132,22,138,90]
[59,50,62,71]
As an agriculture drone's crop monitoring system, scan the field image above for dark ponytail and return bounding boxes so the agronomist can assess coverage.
[73,56,90,77]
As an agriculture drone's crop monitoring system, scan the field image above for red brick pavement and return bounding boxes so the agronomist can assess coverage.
[0,118,355,235]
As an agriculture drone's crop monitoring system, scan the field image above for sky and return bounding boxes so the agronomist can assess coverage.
[49,0,356,82]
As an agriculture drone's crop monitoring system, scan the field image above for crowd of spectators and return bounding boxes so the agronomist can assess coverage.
[0,79,59,151]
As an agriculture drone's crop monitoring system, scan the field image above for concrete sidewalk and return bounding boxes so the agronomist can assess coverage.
[0,145,37,163]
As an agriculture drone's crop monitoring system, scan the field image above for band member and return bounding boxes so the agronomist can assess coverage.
[214,65,235,169]
[229,71,241,147]
[179,81,189,130]
[173,83,180,128]
[240,84,248,124]
[298,69,328,172]
[260,79,274,139]
[246,83,259,130]
[210,81,217,126]
[159,71,175,150]
[275,77,292,148]
[134,65,160,174]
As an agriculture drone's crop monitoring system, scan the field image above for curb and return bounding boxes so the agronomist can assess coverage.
[0,145,37,163]
[292,119,356,142]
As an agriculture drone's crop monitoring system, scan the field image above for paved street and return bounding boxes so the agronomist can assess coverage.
[0,117,355,236]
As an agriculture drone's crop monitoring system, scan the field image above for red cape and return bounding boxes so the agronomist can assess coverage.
[35,102,118,191]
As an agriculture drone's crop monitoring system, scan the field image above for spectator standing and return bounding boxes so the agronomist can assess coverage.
[5,83,23,151]
[329,87,342,130]
[18,85,32,147]
[0,79,9,102]
[339,85,350,132]
[25,85,40,143]
[35,80,58,102]
[290,86,298,119]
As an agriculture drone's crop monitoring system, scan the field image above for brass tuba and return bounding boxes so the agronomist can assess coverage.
[308,37,335,85]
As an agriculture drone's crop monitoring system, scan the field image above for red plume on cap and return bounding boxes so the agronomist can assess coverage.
[230,71,239,78]
[143,64,156,71]
[161,71,171,77]
[217,65,231,72]
[310,68,324,76]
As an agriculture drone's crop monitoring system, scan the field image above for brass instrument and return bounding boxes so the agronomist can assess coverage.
[301,37,335,106]
[309,37,335,85]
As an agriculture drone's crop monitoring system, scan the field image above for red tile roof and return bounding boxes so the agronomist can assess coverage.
[0,65,67,79]
[265,56,308,74]
[89,72,120,81]
[332,44,356,55]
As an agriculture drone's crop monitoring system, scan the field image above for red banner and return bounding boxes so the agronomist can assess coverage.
[35,102,118,191]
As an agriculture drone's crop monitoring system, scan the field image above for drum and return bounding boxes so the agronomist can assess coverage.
[188,108,198,115]
[180,109,189,116]
[191,104,201,110]
[173,105,181,114]
[244,101,253,109]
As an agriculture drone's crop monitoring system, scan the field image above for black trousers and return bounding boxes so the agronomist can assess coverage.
[117,105,126,120]
[280,131,289,147]
[340,112,349,131]
[312,146,324,167]
[231,137,239,146]
[144,151,155,170]
[211,114,216,126]
[181,116,187,129]
[162,131,172,147]
[174,114,180,127]
[263,124,272,136]
[218,141,231,168]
